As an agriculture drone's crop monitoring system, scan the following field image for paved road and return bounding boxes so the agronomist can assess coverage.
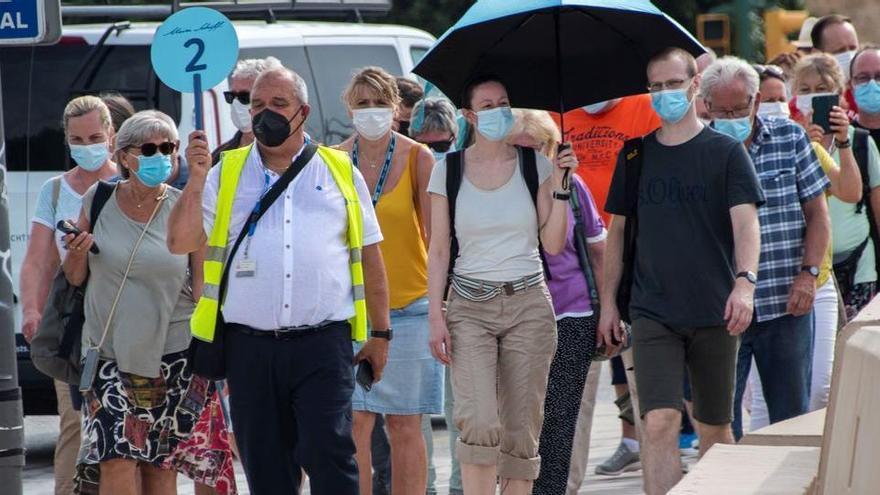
[23,366,699,494]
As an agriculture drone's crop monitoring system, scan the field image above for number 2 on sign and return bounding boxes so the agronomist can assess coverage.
[184,38,207,72]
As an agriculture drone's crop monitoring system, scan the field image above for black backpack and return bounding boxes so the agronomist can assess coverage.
[617,138,644,324]
[852,128,880,282]
[444,146,550,288]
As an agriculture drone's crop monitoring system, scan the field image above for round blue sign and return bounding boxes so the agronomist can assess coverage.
[151,7,239,93]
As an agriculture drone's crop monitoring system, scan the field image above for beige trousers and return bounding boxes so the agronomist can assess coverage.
[446,284,557,480]
[54,379,81,495]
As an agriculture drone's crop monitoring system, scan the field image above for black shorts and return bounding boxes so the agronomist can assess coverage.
[631,318,738,425]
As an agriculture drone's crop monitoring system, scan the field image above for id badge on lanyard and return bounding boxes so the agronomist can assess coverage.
[352,134,396,206]
[235,171,271,278]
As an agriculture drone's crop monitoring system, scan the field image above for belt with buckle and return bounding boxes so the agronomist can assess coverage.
[228,321,344,340]
[450,273,544,302]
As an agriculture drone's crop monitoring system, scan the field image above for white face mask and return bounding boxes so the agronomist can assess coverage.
[758,101,791,118]
[835,50,857,81]
[353,107,394,141]
[230,99,252,133]
[796,92,836,116]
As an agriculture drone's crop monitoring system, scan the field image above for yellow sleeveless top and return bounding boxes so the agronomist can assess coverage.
[376,146,429,309]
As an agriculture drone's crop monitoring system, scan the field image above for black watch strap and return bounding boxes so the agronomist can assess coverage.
[553,191,571,201]
[736,271,757,284]
[371,329,393,340]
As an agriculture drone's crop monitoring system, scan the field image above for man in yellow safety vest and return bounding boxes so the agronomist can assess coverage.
[167,66,390,494]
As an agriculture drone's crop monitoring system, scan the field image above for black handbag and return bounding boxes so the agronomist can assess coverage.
[616,138,644,324]
[190,143,318,379]
[30,181,114,384]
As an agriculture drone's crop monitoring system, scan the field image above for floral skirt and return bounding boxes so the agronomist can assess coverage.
[75,350,236,494]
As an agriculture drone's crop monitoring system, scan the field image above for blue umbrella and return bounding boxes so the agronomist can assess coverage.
[413,0,705,113]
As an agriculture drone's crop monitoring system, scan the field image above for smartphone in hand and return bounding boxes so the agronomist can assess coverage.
[811,94,838,134]
[57,220,100,254]
[356,360,374,391]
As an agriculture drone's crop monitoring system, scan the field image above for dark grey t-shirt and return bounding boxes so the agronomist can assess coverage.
[606,127,765,327]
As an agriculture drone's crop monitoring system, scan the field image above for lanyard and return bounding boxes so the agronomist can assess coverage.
[243,170,272,258]
[352,134,396,206]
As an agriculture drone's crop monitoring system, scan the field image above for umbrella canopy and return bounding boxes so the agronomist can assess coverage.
[413,0,705,112]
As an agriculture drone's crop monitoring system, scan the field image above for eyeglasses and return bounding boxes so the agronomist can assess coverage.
[707,96,754,119]
[754,64,786,82]
[128,142,177,156]
[853,73,880,85]
[647,77,692,93]
[223,91,251,105]
[424,139,454,153]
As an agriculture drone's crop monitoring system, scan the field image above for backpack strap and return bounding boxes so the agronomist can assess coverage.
[853,128,870,214]
[89,181,115,232]
[445,150,464,288]
[518,146,551,279]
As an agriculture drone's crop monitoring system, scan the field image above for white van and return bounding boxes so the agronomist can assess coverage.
[0,18,434,413]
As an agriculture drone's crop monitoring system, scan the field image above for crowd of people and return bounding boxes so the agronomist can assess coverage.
[18,11,880,495]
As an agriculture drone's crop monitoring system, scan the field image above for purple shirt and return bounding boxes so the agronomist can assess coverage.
[545,175,606,319]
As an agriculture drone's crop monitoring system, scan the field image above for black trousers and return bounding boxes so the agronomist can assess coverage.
[225,322,359,495]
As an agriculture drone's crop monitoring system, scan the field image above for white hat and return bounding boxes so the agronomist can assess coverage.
[793,17,818,49]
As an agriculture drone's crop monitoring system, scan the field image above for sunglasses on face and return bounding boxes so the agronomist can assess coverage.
[129,142,177,157]
[223,91,251,105]
[424,139,454,153]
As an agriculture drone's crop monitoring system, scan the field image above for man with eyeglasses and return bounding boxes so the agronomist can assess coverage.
[212,57,283,164]
[600,48,764,495]
[852,47,880,148]
[701,56,831,441]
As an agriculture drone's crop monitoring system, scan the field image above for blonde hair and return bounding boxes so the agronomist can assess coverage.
[343,66,401,108]
[63,95,112,134]
[793,53,845,94]
[511,109,561,158]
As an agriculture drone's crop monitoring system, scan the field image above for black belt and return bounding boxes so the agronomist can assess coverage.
[227,321,345,340]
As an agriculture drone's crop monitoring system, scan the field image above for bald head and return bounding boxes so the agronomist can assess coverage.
[253,67,309,105]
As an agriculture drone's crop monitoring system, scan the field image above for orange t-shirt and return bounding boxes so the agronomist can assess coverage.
[553,94,661,224]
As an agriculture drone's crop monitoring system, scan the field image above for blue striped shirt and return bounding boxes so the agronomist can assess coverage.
[748,117,829,322]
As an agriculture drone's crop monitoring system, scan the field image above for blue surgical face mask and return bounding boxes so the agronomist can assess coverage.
[69,142,109,171]
[134,154,173,187]
[433,150,447,162]
[583,100,611,114]
[651,87,693,124]
[855,80,880,115]
[714,117,753,142]
[475,106,514,141]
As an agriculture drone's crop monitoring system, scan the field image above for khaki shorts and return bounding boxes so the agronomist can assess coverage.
[631,317,738,425]
[446,283,557,480]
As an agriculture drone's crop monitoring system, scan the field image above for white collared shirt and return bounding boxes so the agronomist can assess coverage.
[203,145,382,330]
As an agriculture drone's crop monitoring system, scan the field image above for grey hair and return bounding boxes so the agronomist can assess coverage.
[410,97,458,137]
[231,56,283,82]
[254,66,309,104]
[114,110,178,153]
[700,56,761,101]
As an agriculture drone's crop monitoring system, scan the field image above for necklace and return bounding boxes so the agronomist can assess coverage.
[127,183,165,209]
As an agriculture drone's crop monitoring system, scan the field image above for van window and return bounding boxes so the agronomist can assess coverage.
[305,44,403,144]
[0,43,178,173]
[238,47,324,142]
[410,46,429,66]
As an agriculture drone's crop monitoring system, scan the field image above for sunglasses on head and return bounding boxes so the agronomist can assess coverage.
[424,139,454,153]
[753,64,786,82]
[223,91,251,105]
[129,142,177,157]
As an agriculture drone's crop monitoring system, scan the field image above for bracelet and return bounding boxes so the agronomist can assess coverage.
[552,191,571,201]
[834,138,851,149]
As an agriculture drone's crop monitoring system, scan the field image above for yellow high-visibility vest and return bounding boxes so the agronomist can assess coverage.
[190,144,367,342]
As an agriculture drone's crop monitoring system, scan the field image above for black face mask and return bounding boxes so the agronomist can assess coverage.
[252,107,305,147]
[398,120,410,137]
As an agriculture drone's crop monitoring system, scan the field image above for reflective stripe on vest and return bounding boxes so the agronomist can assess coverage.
[190,144,368,343]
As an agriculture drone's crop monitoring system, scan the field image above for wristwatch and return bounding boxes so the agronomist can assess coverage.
[552,191,571,201]
[802,265,820,277]
[736,271,757,285]
[371,328,394,341]
[834,138,852,149]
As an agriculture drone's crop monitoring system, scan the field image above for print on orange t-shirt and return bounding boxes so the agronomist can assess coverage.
[553,94,661,224]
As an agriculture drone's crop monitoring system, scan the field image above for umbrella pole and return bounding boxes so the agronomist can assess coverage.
[554,10,571,191]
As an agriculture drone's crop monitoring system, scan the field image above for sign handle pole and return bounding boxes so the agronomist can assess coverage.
[193,73,204,131]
